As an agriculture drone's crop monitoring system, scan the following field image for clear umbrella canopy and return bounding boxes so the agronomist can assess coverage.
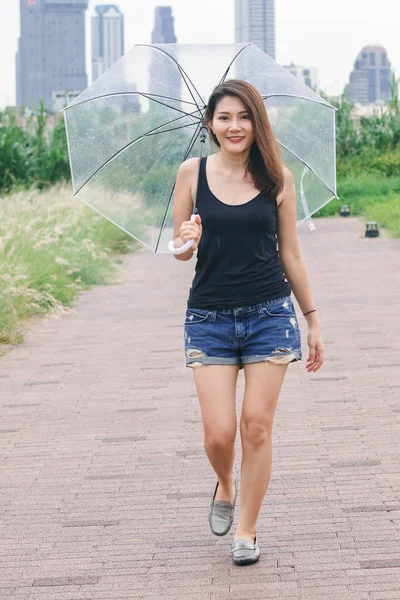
[64,43,337,254]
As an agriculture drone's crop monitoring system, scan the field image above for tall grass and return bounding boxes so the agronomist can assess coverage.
[0,185,136,345]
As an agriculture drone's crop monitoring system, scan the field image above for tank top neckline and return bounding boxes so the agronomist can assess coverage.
[203,156,263,208]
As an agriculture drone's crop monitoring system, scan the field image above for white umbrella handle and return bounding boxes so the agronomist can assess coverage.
[168,214,197,255]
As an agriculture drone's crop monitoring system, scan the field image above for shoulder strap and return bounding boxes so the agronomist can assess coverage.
[194,156,207,212]
[199,155,207,178]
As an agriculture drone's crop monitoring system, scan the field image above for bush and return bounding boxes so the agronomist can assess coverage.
[0,102,70,195]
[336,148,400,178]
[322,73,400,158]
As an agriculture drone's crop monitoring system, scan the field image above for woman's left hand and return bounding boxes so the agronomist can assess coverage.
[306,326,325,372]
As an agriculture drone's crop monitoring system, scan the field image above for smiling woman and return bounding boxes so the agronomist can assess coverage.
[204,80,285,201]
[170,78,325,566]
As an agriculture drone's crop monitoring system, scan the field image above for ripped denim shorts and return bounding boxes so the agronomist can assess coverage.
[184,295,302,369]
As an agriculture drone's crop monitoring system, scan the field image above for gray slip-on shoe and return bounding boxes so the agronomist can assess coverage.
[231,535,261,566]
[208,466,238,536]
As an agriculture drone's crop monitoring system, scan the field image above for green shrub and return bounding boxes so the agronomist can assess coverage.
[0,103,70,194]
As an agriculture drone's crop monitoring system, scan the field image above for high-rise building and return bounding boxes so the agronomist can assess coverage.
[345,45,392,105]
[149,6,181,109]
[151,6,177,43]
[284,63,320,91]
[16,0,88,112]
[92,5,124,83]
[235,0,275,59]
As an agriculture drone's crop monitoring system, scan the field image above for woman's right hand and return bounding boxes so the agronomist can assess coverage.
[179,214,202,251]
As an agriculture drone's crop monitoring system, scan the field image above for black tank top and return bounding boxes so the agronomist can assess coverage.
[187,156,292,310]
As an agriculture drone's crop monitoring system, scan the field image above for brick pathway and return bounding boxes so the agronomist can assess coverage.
[1,217,400,600]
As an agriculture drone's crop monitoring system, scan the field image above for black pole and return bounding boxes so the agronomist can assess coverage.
[193,125,208,215]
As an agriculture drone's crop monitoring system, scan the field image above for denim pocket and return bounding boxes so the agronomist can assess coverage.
[262,297,295,318]
[185,308,212,324]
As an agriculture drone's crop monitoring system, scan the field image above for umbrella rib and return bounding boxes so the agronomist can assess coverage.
[63,91,200,117]
[219,43,252,84]
[139,93,202,120]
[72,109,202,197]
[185,124,203,158]
[146,122,201,136]
[277,140,338,198]
[70,196,154,250]
[175,65,204,112]
[143,92,199,106]
[297,193,338,225]
[175,69,205,111]
[262,93,337,110]
[136,44,205,110]
[154,184,176,256]
[154,121,202,254]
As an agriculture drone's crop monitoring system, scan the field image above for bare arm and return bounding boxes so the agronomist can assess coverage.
[171,158,202,261]
[277,167,324,371]
[277,168,318,324]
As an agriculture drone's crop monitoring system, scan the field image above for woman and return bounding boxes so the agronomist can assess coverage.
[171,80,324,566]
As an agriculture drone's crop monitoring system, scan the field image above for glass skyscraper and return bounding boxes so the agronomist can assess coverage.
[235,0,275,59]
[16,0,88,111]
[149,6,180,109]
[92,5,125,83]
[346,46,392,105]
[151,6,177,44]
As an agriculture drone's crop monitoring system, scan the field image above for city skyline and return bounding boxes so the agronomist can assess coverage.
[151,6,176,43]
[284,63,319,92]
[149,6,181,108]
[235,0,275,60]
[346,45,392,105]
[16,0,88,111]
[92,4,125,83]
[1,0,399,109]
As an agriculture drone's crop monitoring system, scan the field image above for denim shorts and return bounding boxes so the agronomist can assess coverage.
[184,295,302,369]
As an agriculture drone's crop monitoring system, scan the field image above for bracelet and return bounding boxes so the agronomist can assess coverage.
[303,309,317,316]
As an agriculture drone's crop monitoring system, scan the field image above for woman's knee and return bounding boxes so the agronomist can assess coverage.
[240,414,273,445]
[204,427,236,453]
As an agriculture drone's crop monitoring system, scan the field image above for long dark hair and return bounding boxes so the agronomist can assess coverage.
[204,79,284,201]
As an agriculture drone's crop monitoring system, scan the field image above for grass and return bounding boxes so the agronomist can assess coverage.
[315,174,400,237]
[0,185,137,346]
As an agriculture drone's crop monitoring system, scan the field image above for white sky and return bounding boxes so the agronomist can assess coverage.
[0,0,399,109]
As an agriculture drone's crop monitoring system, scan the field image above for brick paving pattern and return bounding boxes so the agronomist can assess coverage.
[1,217,400,600]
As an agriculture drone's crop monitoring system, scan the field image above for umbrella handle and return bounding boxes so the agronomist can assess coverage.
[168,214,197,255]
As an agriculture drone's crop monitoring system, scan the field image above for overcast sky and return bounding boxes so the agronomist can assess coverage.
[0,0,399,109]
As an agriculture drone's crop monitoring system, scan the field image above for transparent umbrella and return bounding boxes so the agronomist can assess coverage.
[63,42,338,254]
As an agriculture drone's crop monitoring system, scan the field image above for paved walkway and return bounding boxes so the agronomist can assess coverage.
[1,217,400,600]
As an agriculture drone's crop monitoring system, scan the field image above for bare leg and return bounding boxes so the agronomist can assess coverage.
[192,364,239,502]
[234,361,289,542]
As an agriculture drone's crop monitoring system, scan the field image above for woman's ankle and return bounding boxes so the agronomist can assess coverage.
[218,470,235,488]
[234,527,256,540]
